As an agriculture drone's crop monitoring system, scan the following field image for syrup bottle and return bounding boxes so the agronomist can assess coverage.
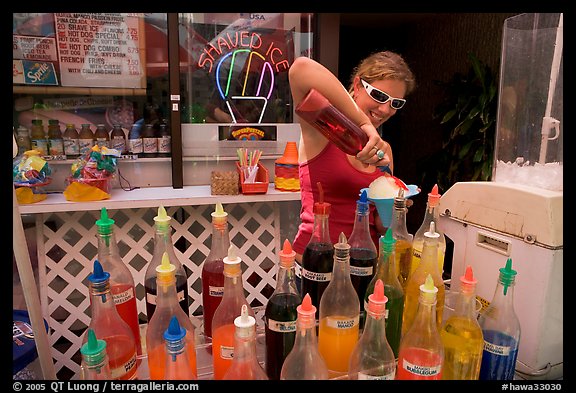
[201,202,230,339]
[146,253,197,380]
[295,88,369,156]
[163,316,197,380]
[95,207,141,355]
[223,305,268,380]
[211,245,255,380]
[402,221,445,336]
[83,260,138,380]
[348,189,378,329]
[318,232,360,378]
[396,274,444,380]
[390,188,414,290]
[440,265,483,380]
[478,258,521,380]
[411,184,446,276]
[264,239,302,380]
[299,181,334,316]
[80,329,112,380]
[144,205,189,322]
[364,228,404,358]
[280,294,329,380]
[348,279,396,380]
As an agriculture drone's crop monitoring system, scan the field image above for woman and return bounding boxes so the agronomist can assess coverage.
[289,51,416,267]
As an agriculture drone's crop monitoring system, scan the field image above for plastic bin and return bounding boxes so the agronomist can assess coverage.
[236,162,269,194]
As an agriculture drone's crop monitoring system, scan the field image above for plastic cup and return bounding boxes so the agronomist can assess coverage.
[361,184,420,227]
[442,290,483,324]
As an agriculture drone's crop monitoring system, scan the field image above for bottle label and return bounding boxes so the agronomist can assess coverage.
[129,138,143,154]
[302,268,331,282]
[95,139,109,149]
[483,340,511,356]
[78,139,94,155]
[267,318,297,333]
[413,248,422,259]
[146,290,186,305]
[63,138,80,156]
[112,287,135,306]
[294,262,302,278]
[208,286,224,297]
[111,137,126,153]
[326,316,359,330]
[143,137,157,153]
[401,358,441,377]
[31,139,49,156]
[109,351,137,379]
[49,139,65,155]
[219,345,234,360]
[358,371,395,380]
[158,136,171,153]
[350,265,373,276]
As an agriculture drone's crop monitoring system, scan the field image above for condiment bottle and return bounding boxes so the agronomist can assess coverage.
[264,239,301,380]
[478,258,521,380]
[223,305,269,380]
[83,260,138,380]
[295,88,369,155]
[80,329,112,380]
[280,294,329,380]
[163,316,197,380]
[201,202,230,338]
[348,279,396,380]
[390,188,414,290]
[211,245,255,380]
[348,189,378,329]
[440,265,484,379]
[144,205,189,322]
[396,274,444,380]
[318,232,360,378]
[299,181,333,316]
[364,228,404,358]
[402,221,445,335]
[95,208,141,355]
[411,184,445,276]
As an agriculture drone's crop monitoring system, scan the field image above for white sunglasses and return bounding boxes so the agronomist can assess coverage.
[361,79,406,109]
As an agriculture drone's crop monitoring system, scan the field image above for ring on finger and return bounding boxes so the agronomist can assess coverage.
[376,149,385,160]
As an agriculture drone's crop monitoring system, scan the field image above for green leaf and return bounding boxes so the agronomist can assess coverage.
[459,140,474,158]
[441,109,457,124]
[473,146,485,162]
[458,117,475,135]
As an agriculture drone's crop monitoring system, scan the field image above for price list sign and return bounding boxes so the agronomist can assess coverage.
[54,13,146,88]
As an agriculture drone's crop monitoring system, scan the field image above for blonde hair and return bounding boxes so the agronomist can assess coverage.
[348,51,416,95]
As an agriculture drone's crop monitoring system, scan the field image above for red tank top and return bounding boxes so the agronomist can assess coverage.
[293,142,384,255]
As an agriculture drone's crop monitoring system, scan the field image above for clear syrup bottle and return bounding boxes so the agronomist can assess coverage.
[163,316,197,380]
[390,188,414,290]
[80,329,112,380]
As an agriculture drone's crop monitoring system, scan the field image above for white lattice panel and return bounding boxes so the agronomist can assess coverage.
[35,202,281,380]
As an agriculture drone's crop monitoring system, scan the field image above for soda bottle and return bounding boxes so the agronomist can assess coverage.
[348,189,378,329]
[157,121,171,157]
[94,123,110,149]
[264,239,301,380]
[83,260,138,380]
[128,123,143,157]
[110,124,127,155]
[318,232,360,378]
[396,274,444,380]
[201,203,230,338]
[47,119,64,157]
[141,123,158,158]
[63,123,80,159]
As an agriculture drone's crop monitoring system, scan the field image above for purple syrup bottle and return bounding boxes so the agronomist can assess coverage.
[295,88,369,156]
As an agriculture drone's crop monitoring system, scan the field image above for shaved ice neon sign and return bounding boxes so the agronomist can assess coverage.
[197,30,289,123]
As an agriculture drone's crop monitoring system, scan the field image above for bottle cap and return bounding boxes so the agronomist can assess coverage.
[275,141,299,165]
[297,293,316,318]
[163,316,186,343]
[368,279,388,314]
[234,304,256,338]
[419,274,438,302]
[380,227,396,252]
[154,205,172,230]
[95,207,114,236]
[460,265,477,293]
[356,189,369,215]
[80,329,107,362]
[335,232,351,255]
[223,245,242,275]
[88,260,110,284]
[211,202,228,218]
[424,221,440,239]
[156,252,176,283]
[428,184,441,208]
[313,182,331,215]
[499,258,517,295]
[393,188,406,209]
[279,239,296,268]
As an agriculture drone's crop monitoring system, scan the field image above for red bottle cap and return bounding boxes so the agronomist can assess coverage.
[313,182,331,215]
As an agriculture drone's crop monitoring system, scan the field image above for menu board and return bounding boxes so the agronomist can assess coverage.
[54,13,146,88]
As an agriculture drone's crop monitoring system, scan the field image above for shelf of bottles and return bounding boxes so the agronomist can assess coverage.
[33,203,283,379]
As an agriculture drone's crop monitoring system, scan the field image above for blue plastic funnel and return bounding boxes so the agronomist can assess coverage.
[360,184,420,227]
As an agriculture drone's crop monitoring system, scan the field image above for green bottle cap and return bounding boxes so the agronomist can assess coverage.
[81,329,107,358]
[380,227,396,252]
[499,258,517,295]
[95,207,114,235]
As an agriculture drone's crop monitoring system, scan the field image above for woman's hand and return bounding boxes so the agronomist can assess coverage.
[355,123,392,168]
